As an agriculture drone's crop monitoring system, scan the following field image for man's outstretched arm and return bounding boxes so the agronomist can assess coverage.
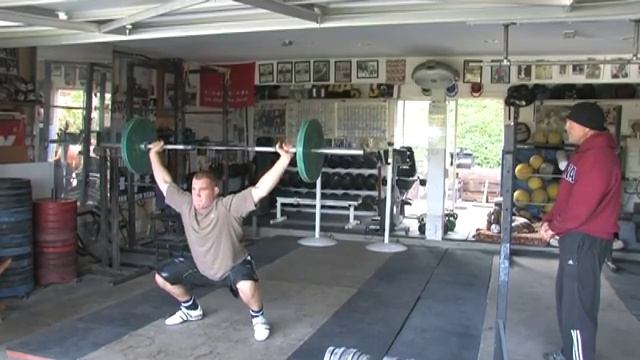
[148,140,173,196]
[251,142,293,203]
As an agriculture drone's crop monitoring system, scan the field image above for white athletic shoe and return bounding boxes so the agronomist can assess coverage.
[613,239,624,250]
[252,315,271,341]
[164,306,203,326]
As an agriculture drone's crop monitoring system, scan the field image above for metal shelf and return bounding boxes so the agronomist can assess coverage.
[281,206,376,217]
[531,174,563,179]
[278,186,377,196]
[517,202,554,206]
[516,143,576,151]
[0,101,42,107]
[286,166,378,174]
[541,99,640,105]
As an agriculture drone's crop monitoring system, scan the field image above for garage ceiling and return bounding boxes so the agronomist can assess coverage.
[0,0,638,61]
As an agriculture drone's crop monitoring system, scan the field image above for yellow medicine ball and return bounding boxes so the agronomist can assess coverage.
[546,182,559,200]
[531,188,549,204]
[515,163,534,180]
[529,154,545,170]
[547,131,563,146]
[513,189,530,208]
[527,176,544,190]
[532,130,547,144]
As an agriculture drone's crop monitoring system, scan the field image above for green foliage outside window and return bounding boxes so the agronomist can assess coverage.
[456,99,504,168]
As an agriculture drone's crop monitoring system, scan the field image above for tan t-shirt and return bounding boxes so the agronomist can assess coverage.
[165,183,256,280]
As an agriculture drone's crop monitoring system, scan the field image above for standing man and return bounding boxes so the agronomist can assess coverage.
[540,102,622,360]
[149,140,293,342]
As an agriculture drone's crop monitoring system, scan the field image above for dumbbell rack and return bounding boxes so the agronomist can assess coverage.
[280,166,381,216]
[271,166,381,229]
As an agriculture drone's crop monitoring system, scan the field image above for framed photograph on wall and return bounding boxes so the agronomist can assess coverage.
[557,64,570,79]
[294,61,310,83]
[276,61,292,83]
[52,64,63,77]
[78,66,88,87]
[535,64,553,80]
[611,63,629,79]
[586,63,602,80]
[356,59,379,79]
[385,59,406,83]
[491,64,510,84]
[571,64,585,77]
[334,60,352,83]
[64,65,77,87]
[516,65,531,82]
[463,60,482,83]
[313,60,330,82]
[258,63,274,84]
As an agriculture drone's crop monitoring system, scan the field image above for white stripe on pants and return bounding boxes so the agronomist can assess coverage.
[571,329,584,360]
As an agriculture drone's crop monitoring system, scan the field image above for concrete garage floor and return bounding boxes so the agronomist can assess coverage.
[1,236,639,360]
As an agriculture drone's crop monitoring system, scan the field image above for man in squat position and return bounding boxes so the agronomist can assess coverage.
[149,140,293,341]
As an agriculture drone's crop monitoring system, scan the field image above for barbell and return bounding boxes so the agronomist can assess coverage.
[102,117,365,182]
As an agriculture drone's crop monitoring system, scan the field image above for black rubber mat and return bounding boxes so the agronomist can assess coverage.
[6,236,300,360]
[604,259,640,321]
[288,246,446,360]
[386,249,493,360]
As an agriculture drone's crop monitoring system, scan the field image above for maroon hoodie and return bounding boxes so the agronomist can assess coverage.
[542,132,621,240]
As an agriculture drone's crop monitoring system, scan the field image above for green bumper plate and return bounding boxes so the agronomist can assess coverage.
[296,118,325,183]
[121,117,157,175]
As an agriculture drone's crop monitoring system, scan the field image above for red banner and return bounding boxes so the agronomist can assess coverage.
[199,63,255,108]
[0,118,25,146]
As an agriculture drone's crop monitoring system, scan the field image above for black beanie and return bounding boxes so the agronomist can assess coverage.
[566,102,607,131]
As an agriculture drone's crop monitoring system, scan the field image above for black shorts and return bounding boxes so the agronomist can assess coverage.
[156,255,259,298]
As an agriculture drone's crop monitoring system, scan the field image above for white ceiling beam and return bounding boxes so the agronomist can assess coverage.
[0,9,98,32]
[0,0,80,6]
[234,0,319,23]
[0,0,637,47]
[423,0,573,6]
[68,1,240,22]
[99,0,210,33]
[323,1,639,23]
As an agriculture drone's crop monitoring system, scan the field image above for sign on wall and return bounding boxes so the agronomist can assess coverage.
[200,62,256,108]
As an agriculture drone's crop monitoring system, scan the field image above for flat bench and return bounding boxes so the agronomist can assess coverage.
[270,196,361,229]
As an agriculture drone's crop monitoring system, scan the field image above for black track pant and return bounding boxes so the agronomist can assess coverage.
[556,232,611,360]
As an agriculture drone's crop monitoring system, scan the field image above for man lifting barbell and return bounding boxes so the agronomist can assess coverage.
[149,139,293,342]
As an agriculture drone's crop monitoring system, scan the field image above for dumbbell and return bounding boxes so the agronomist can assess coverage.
[365,174,378,191]
[363,153,378,168]
[359,195,377,211]
[321,172,330,189]
[326,155,339,169]
[279,171,291,187]
[351,155,364,168]
[353,173,366,190]
[328,173,342,189]
[339,156,353,169]
[304,178,315,189]
[289,172,302,188]
[340,173,355,190]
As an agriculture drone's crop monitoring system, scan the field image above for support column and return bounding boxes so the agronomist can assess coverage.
[425,89,448,240]
[494,105,516,360]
